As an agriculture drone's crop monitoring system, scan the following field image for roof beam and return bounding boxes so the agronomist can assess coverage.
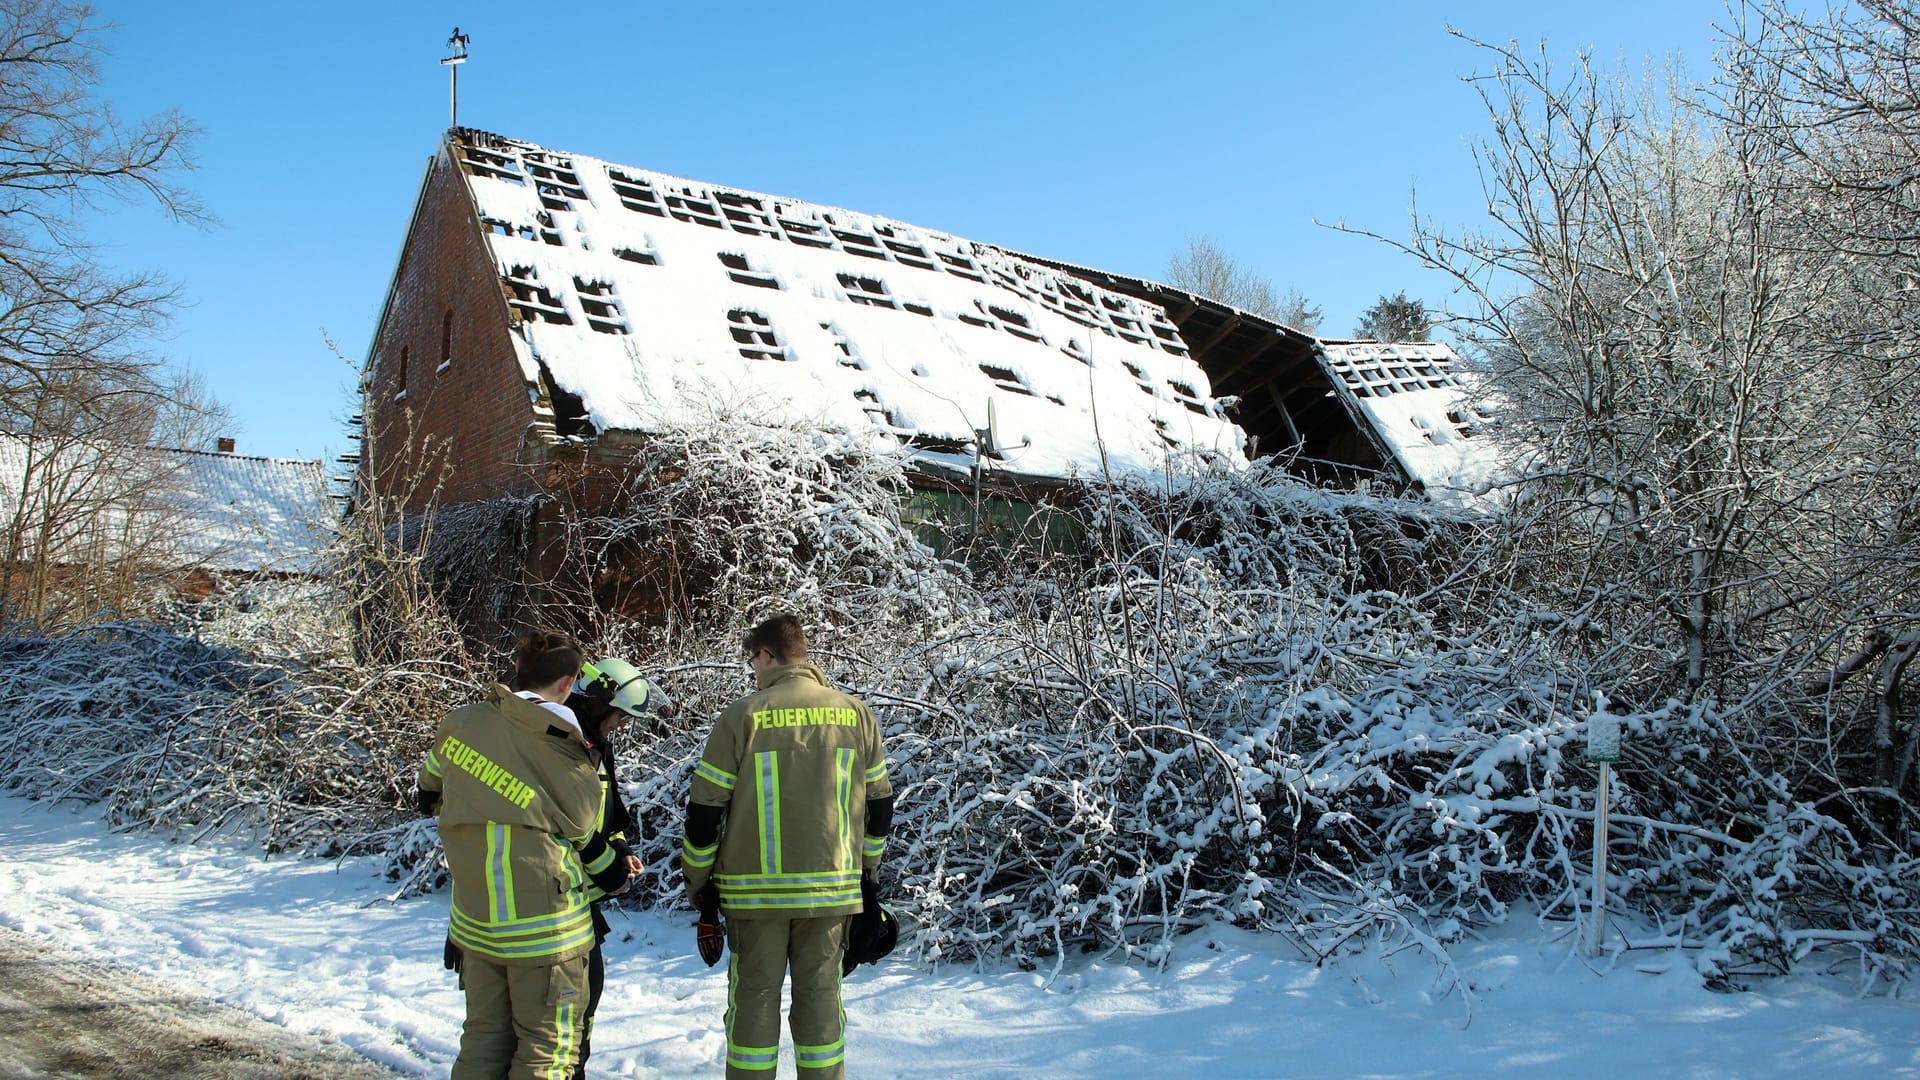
[1191,313,1244,358]
[1266,383,1304,449]
[1205,333,1282,387]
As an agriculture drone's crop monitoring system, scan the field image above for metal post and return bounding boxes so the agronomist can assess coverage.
[441,28,470,130]
[1591,759,1611,957]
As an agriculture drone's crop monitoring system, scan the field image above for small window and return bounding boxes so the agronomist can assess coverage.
[609,168,666,216]
[779,217,834,248]
[1169,381,1209,416]
[502,265,571,325]
[439,309,454,374]
[728,309,787,361]
[883,238,937,270]
[395,345,409,399]
[978,363,1034,397]
[717,191,780,237]
[667,189,724,229]
[574,277,629,335]
[821,322,864,369]
[719,251,782,290]
[938,250,986,282]
[837,272,896,308]
[988,304,1045,344]
[834,228,886,259]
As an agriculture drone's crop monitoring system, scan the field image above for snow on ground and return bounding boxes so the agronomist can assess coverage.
[0,794,1914,1079]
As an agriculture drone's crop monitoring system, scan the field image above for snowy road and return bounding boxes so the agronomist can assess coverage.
[0,927,401,1079]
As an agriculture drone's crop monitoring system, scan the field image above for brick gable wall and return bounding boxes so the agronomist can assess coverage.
[364,149,545,514]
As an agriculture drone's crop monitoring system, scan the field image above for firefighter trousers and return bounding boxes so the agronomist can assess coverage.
[452,951,592,1080]
[724,915,848,1079]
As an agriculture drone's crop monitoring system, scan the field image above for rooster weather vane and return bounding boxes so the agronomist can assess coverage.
[441,27,471,129]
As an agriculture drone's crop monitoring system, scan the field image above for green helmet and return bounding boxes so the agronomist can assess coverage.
[580,658,660,717]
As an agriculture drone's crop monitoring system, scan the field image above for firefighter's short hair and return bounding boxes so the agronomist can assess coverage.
[743,614,807,664]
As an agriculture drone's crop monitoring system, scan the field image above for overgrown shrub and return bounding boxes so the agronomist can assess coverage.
[0,415,1913,991]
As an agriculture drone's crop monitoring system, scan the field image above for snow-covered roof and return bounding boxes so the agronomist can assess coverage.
[451,131,1247,482]
[161,449,334,572]
[1316,342,1507,502]
[0,436,334,573]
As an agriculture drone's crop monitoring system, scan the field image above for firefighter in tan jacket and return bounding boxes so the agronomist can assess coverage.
[682,615,894,1080]
[419,632,632,1080]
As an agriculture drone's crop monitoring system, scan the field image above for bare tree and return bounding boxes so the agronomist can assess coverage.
[1164,237,1280,317]
[1275,286,1324,334]
[0,1,205,414]
[1355,22,1920,858]
[147,369,238,452]
[0,1,214,626]
[1721,0,1920,805]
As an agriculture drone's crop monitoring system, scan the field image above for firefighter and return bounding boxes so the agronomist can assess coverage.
[565,657,664,1080]
[681,615,894,1080]
[418,631,632,1080]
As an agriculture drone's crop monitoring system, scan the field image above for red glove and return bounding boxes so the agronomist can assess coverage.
[694,882,725,967]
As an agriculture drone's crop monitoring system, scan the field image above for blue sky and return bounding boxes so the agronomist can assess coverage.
[88,0,1729,464]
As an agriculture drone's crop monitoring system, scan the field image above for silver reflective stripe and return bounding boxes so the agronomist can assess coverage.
[486,823,512,921]
[756,752,781,875]
[836,747,856,866]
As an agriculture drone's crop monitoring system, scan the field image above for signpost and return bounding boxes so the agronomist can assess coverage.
[1586,707,1622,957]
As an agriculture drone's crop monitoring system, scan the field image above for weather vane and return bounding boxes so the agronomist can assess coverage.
[440,27,471,129]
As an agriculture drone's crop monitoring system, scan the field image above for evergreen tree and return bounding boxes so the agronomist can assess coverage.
[1353,292,1431,342]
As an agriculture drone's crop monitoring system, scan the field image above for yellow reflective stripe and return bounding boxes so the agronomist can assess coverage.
[796,1037,846,1069]
[579,835,616,876]
[836,748,855,868]
[423,747,443,778]
[724,947,777,1070]
[755,752,781,876]
[450,902,592,934]
[727,1040,779,1070]
[683,837,718,868]
[547,1000,576,1080]
[553,835,586,892]
[695,760,737,790]
[485,824,513,922]
[721,890,862,911]
[716,871,862,888]
[862,835,887,858]
[864,760,887,784]
[448,905,596,959]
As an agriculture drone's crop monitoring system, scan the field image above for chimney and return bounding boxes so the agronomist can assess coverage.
[217,437,236,453]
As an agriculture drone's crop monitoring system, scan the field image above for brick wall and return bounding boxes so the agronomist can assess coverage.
[363,144,545,514]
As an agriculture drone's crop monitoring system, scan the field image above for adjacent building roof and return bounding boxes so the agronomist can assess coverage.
[0,436,334,574]
[162,448,335,572]
[449,130,1248,484]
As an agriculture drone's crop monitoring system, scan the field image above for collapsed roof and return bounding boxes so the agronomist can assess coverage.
[449,129,1247,485]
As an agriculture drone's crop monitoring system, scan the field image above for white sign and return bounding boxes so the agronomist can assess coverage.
[1588,711,1622,762]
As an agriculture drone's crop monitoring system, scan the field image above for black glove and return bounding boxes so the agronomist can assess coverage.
[443,936,461,973]
[695,881,725,968]
[843,871,898,975]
